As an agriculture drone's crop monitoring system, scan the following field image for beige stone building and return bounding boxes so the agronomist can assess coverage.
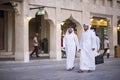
[0,0,120,62]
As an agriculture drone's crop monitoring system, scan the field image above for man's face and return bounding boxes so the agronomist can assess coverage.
[83,25,88,31]
[68,28,73,33]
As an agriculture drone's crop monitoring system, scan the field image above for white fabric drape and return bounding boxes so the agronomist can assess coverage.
[94,35,100,56]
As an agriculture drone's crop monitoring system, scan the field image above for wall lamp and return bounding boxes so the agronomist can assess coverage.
[117,25,120,31]
[30,6,45,15]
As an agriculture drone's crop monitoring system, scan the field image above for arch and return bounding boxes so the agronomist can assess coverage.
[29,18,38,51]
[69,15,82,40]
[28,9,56,59]
[61,15,82,40]
[60,15,82,58]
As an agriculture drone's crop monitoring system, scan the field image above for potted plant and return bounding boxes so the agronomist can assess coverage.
[41,38,48,53]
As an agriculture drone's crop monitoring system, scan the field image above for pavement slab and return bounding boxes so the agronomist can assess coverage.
[0,58,120,80]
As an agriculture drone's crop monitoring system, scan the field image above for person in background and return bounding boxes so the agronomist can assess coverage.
[95,34,100,55]
[91,28,100,56]
[30,33,40,57]
[103,37,110,58]
[61,35,66,58]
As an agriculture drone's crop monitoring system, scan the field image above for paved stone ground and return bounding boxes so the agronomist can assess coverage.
[0,57,120,80]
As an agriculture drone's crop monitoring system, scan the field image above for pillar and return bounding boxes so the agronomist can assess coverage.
[49,7,62,60]
[7,11,14,52]
[55,23,62,60]
[107,16,117,56]
[112,16,118,56]
[49,22,56,59]
[49,22,61,60]
[14,1,29,62]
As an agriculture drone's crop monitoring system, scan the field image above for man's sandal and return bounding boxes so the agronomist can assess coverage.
[77,70,84,73]
[88,70,92,73]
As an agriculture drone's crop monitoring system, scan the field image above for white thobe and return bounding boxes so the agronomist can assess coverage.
[63,33,79,70]
[79,30,96,70]
[95,36,100,51]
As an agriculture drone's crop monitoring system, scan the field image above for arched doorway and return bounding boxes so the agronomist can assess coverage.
[29,13,51,59]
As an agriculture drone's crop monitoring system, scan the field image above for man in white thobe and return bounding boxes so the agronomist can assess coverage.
[63,27,79,71]
[94,34,100,56]
[91,30,100,56]
[78,24,96,73]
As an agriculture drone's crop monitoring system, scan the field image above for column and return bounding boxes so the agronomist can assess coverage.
[14,1,29,62]
[55,23,62,60]
[56,7,62,60]
[107,16,117,56]
[49,7,62,60]
[112,16,118,56]
[7,11,13,52]
[49,23,56,59]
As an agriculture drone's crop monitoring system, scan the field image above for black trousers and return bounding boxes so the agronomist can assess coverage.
[103,48,110,58]
[103,48,108,56]
[30,46,39,57]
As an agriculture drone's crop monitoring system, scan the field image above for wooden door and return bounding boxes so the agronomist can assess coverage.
[0,11,5,50]
[0,16,4,50]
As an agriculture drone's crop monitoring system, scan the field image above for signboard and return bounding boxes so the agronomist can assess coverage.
[90,19,107,26]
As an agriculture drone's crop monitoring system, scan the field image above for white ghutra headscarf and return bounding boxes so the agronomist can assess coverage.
[65,27,75,36]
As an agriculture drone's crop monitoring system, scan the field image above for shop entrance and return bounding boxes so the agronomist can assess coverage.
[90,17,108,49]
